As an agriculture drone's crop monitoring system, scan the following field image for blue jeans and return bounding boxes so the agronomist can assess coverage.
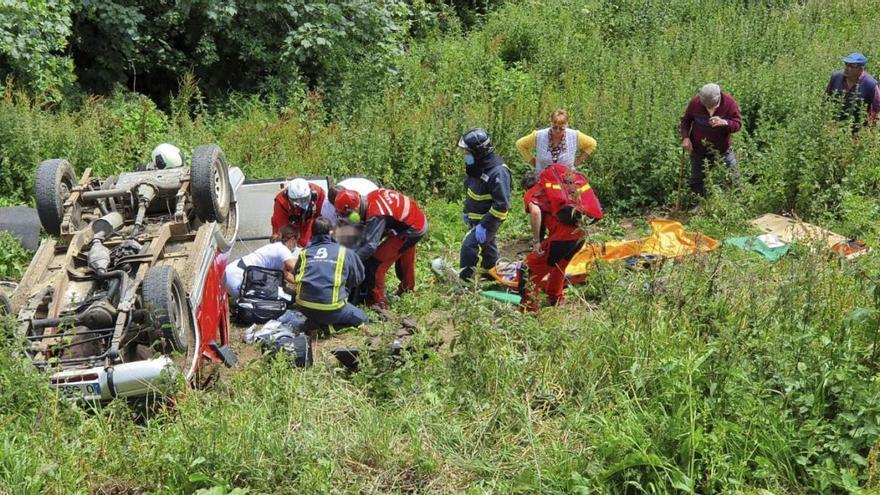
[689,148,739,196]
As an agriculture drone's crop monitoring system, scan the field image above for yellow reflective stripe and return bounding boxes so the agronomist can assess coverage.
[467,212,483,220]
[577,183,592,193]
[489,208,508,220]
[296,298,345,311]
[332,247,346,306]
[544,182,562,190]
[294,249,307,296]
[467,188,492,201]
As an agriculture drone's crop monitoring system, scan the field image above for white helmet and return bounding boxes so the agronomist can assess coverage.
[286,178,312,209]
[151,143,184,169]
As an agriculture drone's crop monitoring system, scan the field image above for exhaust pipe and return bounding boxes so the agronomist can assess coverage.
[50,356,181,401]
[107,356,181,398]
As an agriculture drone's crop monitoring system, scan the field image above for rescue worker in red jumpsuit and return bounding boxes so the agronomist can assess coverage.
[518,163,603,312]
[334,188,428,309]
[270,178,326,247]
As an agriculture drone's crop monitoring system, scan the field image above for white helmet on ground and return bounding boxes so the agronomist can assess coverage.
[151,143,184,169]
[286,178,312,209]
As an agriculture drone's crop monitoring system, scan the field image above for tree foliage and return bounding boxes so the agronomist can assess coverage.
[0,0,74,101]
[70,0,425,105]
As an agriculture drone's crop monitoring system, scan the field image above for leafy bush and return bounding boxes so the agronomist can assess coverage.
[0,232,29,280]
[0,0,75,101]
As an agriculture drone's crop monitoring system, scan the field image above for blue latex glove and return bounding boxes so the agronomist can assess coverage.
[462,213,470,226]
[475,224,487,244]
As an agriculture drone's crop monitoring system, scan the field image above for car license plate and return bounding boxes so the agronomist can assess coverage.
[56,382,101,400]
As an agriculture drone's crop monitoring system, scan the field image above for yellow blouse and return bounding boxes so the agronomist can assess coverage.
[515,130,597,163]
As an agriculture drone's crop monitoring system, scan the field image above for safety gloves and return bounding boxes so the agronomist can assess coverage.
[475,224,487,244]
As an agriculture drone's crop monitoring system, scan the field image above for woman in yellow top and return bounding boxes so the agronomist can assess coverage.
[515,108,597,172]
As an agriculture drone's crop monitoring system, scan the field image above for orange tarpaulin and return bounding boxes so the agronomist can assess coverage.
[489,219,720,288]
[566,219,720,277]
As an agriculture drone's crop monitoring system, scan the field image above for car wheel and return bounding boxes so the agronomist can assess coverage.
[0,293,11,315]
[142,265,196,371]
[190,144,231,224]
[35,159,78,236]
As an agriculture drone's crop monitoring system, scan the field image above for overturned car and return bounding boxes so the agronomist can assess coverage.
[8,144,241,401]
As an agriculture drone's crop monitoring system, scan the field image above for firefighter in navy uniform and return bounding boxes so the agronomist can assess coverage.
[293,218,369,333]
[458,128,512,281]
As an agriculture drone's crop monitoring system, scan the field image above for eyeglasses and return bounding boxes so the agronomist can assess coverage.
[845,63,865,69]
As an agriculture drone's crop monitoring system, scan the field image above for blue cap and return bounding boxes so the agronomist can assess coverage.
[843,52,868,65]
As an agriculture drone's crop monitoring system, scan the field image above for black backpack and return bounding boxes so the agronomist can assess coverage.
[233,266,288,324]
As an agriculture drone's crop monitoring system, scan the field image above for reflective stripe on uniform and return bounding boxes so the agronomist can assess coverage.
[577,183,591,193]
[489,207,508,220]
[544,182,562,190]
[467,188,492,201]
[467,212,484,220]
[296,298,345,311]
[376,195,392,216]
[294,249,307,296]
[331,246,346,306]
[294,246,346,312]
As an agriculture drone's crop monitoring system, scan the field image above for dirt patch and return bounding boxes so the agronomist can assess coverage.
[498,238,532,262]
[223,305,459,374]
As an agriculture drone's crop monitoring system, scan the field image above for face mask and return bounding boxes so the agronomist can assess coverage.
[463,153,475,166]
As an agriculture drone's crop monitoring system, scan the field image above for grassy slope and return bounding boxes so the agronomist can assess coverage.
[4,0,880,493]
[3,202,880,494]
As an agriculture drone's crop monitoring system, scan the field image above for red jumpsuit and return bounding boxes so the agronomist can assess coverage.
[355,188,428,308]
[270,183,325,247]
[520,165,602,311]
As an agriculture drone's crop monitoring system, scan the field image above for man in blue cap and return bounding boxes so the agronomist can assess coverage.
[826,52,880,126]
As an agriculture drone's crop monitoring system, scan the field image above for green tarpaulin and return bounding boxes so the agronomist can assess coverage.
[726,236,789,261]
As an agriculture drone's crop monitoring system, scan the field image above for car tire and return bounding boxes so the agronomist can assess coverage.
[35,159,78,236]
[0,293,11,315]
[191,144,231,224]
[142,265,193,356]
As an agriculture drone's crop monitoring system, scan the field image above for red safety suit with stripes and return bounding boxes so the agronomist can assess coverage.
[520,164,602,311]
[271,183,326,247]
[355,188,428,308]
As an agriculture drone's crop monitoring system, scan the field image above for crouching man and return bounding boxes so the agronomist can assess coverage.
[293,218,369,333]
[334,187,428,310]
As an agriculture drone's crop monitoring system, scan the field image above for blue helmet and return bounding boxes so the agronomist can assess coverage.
[457,128,494,158]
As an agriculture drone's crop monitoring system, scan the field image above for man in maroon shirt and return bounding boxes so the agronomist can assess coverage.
[680,83,742,196]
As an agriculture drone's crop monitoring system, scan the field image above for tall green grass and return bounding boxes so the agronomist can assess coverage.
[3,208,880,492]
[1,0,880,239]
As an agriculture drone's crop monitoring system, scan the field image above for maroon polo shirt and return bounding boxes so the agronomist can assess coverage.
[679,92,742,154]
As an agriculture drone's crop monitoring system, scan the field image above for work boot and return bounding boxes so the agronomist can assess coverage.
[547,295,564,307]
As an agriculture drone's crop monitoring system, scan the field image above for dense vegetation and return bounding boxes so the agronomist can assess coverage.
[3,0,880,492]
[2,0,880,235]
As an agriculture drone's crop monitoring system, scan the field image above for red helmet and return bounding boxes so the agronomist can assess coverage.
[334,189,360,215]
